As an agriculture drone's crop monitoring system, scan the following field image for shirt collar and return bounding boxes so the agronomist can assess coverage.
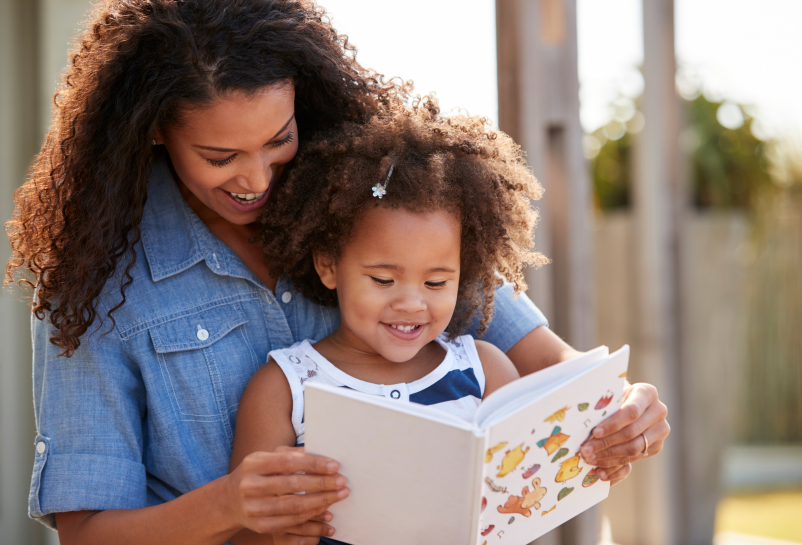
[140,153,219,282]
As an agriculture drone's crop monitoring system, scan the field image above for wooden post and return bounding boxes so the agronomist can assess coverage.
[496,0,596,543]
[603,0,683,544]
[0,0,45,544]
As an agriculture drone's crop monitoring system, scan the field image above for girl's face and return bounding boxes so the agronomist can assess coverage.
[315,207,462,363]
[156,83,299,226]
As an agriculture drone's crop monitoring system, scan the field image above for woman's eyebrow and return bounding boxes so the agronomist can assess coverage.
[191,113,296,152]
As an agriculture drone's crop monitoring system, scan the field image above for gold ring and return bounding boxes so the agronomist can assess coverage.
[641,433,649,456]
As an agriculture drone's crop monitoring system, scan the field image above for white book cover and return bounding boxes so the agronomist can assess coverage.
[304,345,630,545]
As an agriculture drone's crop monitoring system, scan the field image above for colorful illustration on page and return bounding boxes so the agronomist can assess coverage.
[537,426,569,455]
[497,444,530,477]
[555,454,583,482]
[496,478,547,517]
[485,442,508,463]
[544,407,569,423]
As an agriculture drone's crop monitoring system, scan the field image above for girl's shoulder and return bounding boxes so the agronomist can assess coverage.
[471,338,520,398]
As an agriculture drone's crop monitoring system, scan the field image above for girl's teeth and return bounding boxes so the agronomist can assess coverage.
[390,324,419,333]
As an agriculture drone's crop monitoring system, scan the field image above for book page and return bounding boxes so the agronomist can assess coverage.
[475,346,610,429]
[476,347,630,545]
[304,383,481,545]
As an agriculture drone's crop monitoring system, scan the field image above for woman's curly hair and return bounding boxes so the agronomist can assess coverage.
[259,97,548,337]
[5,0,411,356]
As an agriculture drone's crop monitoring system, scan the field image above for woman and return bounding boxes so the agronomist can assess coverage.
[6,1,669,544]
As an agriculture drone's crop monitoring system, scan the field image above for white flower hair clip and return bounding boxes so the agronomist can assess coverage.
[372,164,394,199]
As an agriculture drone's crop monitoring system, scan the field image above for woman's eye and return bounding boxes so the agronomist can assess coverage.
[426,281,447,288]
[370,277,393,286]
[270,131,295,148]
[207,155,236,167]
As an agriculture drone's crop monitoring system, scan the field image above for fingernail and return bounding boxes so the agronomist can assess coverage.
[337,488,349,499]
[598,470,607,479]
[326,461,338,472]
[323,513,333,522]
[335,476,346,487]
[581,445,593,456]
[586,453,596,462]
[594,427,604,437]
[327,528,335,536]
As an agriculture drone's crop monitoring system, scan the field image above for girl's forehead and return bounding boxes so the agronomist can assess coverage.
[344,207,461,268]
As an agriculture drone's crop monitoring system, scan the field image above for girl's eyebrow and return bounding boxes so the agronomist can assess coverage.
[426,267,457,274]
[191,113,296,152]
[363,264,456,274]
[364,264,401,271]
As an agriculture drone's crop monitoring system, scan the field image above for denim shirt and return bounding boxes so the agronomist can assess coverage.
[28,155,548,530]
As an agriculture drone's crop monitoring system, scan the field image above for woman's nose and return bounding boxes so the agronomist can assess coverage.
[237,157,273,193]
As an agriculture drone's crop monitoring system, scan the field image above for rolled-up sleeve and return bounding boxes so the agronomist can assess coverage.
[29,309,147,529]
[469,282,549,352]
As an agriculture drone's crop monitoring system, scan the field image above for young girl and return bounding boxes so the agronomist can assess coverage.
[229,98,548,545]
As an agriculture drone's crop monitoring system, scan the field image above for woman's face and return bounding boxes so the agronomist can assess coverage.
[156,83,299,226]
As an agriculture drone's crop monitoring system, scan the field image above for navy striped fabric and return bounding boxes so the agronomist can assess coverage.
[408,367,481,405]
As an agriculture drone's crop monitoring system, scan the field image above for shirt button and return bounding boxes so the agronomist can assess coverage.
[36,441,46,454]
[197,327,209,341]
[281,291,292,304]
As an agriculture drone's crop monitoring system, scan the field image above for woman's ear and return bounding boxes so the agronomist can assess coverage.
[313,253,337,290]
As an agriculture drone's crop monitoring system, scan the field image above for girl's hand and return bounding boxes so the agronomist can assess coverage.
[226,446,349,535]
[579,382,670,486]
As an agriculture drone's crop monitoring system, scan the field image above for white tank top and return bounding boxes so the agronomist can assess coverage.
[269,334,486,445]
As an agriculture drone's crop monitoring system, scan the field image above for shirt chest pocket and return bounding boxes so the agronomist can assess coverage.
[149,302,259,426]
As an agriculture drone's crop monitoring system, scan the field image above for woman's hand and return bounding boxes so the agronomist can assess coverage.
[273,513,338,545]
[227,446,349,537]
[579,382,670,485]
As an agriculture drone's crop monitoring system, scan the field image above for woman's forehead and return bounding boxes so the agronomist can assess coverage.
[175,83,295,143]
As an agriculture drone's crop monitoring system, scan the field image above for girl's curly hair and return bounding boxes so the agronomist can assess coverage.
[5,0,412,356]
[259,96,548,337]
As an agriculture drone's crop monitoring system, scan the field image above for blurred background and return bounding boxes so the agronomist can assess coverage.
[1,0,800,544]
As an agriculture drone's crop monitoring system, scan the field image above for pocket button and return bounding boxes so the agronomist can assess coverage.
[196,326,209,341]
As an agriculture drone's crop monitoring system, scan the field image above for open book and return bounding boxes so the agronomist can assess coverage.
[305,345,630,545]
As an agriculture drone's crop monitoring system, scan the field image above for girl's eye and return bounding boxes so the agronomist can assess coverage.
[370,277,393,286]
[207,155,236,167]
[426,281,447,288]
[271,131,295,148]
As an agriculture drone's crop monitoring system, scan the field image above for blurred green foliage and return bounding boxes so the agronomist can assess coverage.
[588,94,773,210]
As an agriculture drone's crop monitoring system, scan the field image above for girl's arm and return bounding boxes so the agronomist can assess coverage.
[475,340,521,398]
[228,361,348,545]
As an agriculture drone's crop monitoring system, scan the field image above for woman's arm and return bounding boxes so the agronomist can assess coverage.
[56,447,346,545]
[228,362,348,545]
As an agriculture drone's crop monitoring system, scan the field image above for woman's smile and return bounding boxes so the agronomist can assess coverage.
[222,187,271,212]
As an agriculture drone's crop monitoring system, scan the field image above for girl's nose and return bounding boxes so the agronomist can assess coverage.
[391,287,427,313]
